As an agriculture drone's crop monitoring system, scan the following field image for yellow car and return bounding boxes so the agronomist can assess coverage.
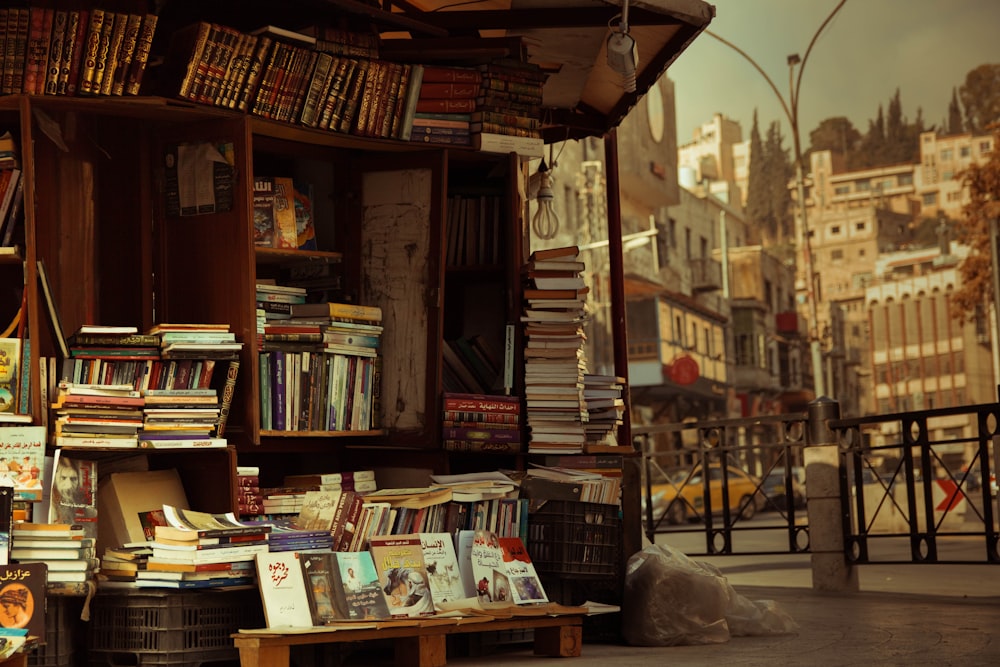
[646,464,763,525]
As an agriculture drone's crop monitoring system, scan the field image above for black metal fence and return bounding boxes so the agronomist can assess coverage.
[636,399,1000,565]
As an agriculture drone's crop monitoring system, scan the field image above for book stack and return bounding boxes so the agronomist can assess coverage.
[139,505,268,589]
[409,65,481,146]
[471,59,547,158]
[256,282,308,324]
[237,466,263,518]
[582,373,627,448]
[441,392,521,454]
[152,323,243,362]
[0,8,158,98]
[521,246,590,455]
[10,522,97,586]
[138,388,224,449]
[521,464,622,505]
[282,470,378,495]
[250,517,333,553]
[0,139,24,251]
[259,302,382,433]
[63,325,160,389]
[259,486,309,518]
[97,543,152,588]
[51,382,144,449]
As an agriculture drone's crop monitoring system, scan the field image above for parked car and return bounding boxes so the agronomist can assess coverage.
[645,464,763,525]
[761,466,806,511]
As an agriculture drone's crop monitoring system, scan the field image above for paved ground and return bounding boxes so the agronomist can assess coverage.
[327,568,1000,667]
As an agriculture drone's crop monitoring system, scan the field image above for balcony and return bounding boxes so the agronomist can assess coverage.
[689,257,723,293]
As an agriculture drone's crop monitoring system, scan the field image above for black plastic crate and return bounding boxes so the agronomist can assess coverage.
[527,500,620,576]
[86,589,263,667]
[29,596,84,667]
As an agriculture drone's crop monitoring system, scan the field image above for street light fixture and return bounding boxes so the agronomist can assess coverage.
[704,0,847,399]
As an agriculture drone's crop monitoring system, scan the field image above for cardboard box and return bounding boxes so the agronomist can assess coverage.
[97,469,189,555]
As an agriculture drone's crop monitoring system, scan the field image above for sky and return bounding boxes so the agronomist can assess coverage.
[667,0,1000,147]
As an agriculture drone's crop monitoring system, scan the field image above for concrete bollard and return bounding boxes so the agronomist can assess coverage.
[804,396,859,592]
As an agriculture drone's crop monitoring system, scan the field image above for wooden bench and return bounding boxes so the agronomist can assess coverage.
[233,613,585,667]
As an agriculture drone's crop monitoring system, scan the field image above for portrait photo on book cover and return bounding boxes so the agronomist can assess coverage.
[0,583,33,629]
[49,453,98,533]
[382,567,434,615]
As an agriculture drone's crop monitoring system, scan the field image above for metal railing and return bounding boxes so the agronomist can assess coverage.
[636,398,1000,566]
[830,402,1000,564]
[635,413,810,556]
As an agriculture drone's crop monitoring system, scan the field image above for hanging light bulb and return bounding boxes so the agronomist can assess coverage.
[531,160,559,240]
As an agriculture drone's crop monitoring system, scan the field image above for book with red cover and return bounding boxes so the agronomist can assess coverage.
[415,97,476,114]
[442,392,520,414]
[421,65,482,84]
[418,81,479,99]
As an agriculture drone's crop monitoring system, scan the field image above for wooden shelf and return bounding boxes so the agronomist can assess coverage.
[255,248,342,266]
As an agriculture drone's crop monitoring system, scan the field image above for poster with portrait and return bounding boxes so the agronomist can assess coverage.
[48,450,98,539]
[0,562,45,640]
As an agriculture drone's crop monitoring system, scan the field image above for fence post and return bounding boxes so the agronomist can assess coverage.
[805,396,858,592]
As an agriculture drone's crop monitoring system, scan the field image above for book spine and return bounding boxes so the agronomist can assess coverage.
[186,23,220,102]
[176,21,212,100]
[421,66,482,83]
[337,58,370,133]
[442,410,519,425]
[99,11,128,96]
[201,25,239,105]
[414,97,476,114]
[110,13,141,96]
[299,51,334,127]
[237,35,272,112]
[286,49,317,123]
[43,10,67,95]
[62,10,87,96]
[9,9,29,94]
[23,7,51,95]
[217,33,254,108]
[442,439,521,454]
[441,427,520,442]
[124,14,157,96]
[352,58,382,136]
[0,9,9,95]
[77,10,105,96]
[90,10,117,96]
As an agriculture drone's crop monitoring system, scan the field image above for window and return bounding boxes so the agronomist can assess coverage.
[941,148,953,161]
[830,225,841,235]
[960,146,970,158]
[898,173,913,186]
[831,249,844,260]
[923,193,938,206]
[980,140,992,154]
[943,171,954,181]
[685,228,692,259]
[858,248,866,257]
[834,185,850,196]
[855,179,870,192]
[855,221,866,231]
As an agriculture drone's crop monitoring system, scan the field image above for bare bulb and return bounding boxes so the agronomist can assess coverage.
[532,170,559,240]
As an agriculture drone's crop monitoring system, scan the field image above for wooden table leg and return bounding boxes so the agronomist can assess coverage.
[235,640,292,667]
[395,633,447,667]
[533,625,582,657]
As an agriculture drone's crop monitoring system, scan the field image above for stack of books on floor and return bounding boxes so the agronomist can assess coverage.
[471,58,546,158]
[521,246,590,454]
[582,373,626,449]
[10,522,97,586]
[51,382,144,449]
[441,392,521,454]
[409,65,480,146]
[138,388,223,449]
[138,505,268,589]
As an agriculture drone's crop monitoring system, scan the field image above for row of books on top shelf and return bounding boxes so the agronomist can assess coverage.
[162,21,417,139]
[0,7,158,98]
[256,284,383,433]
[160,20,548,156]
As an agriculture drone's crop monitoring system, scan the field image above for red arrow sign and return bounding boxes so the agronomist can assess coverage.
[935,479,965,512]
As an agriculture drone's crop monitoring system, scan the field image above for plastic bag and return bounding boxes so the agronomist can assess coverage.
[622,544,799,646]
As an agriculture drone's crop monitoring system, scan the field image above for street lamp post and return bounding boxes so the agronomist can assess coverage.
[705,0,846,398]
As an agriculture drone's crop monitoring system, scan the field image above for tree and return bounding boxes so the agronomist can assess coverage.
[745,112,793,247]
[951,126,1000,323]
[959,64,1000,134]
[745,110,771,240]
[948,88,964,135]
[765,121,793,243]
[807,116,861,157]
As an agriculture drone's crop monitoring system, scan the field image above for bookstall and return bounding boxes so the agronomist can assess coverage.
[0,0,714,663]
